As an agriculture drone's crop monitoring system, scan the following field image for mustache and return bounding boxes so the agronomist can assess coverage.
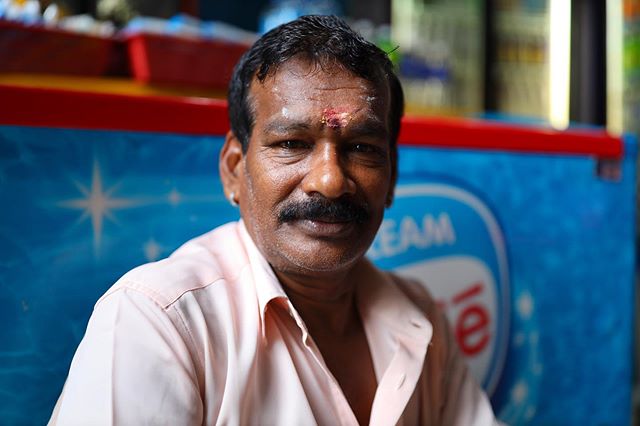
[278,196,370,224]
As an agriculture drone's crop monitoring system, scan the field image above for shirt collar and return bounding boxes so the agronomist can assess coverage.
[353,259,434,426]
[236,220,433,356]
[237,220,288,337]
[353,259,433,381]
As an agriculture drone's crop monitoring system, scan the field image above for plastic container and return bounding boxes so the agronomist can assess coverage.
[126,32,247,89]
[0,20,120,76]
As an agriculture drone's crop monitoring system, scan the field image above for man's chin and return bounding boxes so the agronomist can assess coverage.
[277,252,363,277]
[248,219,378,279]
[268,235,369,277]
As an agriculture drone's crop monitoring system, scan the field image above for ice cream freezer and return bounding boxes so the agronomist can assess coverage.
[0,85,636,425]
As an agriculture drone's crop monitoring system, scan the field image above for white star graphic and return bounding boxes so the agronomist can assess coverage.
[143,238,162,261]
[168,188,182,206]
[511,381,528,403]
[517,291,534,319]
[58,159,140,256]
[166,187,225,206]
[525,406,536,420]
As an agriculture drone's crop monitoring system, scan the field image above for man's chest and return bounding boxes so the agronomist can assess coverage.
[198,311,369,425]
[311,325,378,425]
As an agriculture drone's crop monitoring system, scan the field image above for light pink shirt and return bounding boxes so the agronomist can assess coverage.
[50,221,499,425]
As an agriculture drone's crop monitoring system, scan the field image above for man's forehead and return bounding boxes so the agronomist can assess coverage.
[249,65,388,121]
[252,57,387,95]
[254,97,388,137]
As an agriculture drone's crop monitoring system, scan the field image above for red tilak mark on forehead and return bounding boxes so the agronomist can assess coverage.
[321,108,352,128]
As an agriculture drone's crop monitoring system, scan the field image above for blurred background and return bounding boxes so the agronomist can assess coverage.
[0,0,639,425]
[1,0,638,133]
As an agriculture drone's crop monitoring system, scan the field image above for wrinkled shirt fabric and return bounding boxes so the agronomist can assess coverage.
[50,221,499,426]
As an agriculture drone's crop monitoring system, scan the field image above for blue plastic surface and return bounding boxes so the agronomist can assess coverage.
[0,125,636,425]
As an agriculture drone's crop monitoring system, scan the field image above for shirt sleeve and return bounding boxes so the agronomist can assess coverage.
[48,286,203,426]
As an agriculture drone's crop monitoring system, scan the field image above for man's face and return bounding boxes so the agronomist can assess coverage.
[229,58,394,278]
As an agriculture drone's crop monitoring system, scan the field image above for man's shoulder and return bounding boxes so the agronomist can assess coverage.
[102,221,249,309]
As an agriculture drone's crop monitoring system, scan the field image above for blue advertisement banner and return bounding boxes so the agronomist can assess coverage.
[0,125,636,425]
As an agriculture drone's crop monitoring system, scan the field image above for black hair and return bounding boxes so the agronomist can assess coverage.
[227,14,404,167]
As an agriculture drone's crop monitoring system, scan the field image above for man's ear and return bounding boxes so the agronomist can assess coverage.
[385,154,397,208]
[385,188,395,208]
[219,131,244,206]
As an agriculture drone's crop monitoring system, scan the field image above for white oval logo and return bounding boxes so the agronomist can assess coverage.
[369,183,510,394]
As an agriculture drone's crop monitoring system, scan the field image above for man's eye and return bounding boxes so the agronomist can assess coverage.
[353,143,375,153]
[350,143,383,155]
[278,140,309,150]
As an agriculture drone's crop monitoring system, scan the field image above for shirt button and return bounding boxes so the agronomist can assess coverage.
[396,373,406,389]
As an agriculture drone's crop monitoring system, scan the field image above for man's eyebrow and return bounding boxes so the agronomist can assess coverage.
[263,121,312,134]
[345,117,389,139]
[262,117,388,138]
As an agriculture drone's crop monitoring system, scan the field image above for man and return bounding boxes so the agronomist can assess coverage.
[50,15,499,425]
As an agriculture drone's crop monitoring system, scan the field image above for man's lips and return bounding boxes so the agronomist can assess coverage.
[289,218,355,238]
[307,215,350,224]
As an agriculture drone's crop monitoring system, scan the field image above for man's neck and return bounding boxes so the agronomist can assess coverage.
[275,267,358,336]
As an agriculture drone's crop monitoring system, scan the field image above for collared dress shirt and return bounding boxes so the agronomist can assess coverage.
[49,221,500,425]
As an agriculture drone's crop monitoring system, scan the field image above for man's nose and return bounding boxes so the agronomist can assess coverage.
[301,143,356,199]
